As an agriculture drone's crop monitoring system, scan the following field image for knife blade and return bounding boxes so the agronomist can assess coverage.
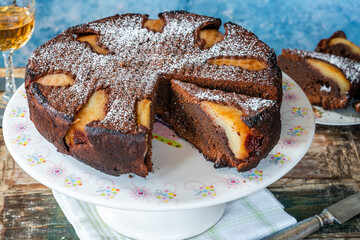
[326,192,360,223]
[263,192,360,240]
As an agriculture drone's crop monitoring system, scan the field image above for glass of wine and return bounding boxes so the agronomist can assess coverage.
[0,0,35,122]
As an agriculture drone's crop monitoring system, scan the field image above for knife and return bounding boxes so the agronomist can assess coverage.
[263,192,360,240]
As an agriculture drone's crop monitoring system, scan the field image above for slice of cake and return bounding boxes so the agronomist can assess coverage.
[166,80,281,171]
[315,31,360,62]
[278,49,360,109]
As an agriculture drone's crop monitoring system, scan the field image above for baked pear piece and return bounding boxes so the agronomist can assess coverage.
[278,49,360,109]
[167,80,281,171]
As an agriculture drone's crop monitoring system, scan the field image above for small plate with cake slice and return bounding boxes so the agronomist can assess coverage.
[278,31,360,126]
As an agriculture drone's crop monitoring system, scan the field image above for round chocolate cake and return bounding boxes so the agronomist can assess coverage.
[25,11,282,177]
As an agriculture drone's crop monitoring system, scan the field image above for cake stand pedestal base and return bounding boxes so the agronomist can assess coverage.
[96,203,226,240]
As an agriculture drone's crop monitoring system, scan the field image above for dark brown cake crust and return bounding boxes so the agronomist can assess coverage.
[28,83,72,154]
[315,31,360,62]
[25,11,282,177]
[278,49,360,109]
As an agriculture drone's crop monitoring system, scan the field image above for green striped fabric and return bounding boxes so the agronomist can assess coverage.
[53,189,296,240]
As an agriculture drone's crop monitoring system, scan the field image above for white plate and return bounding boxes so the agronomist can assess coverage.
[313,102,360,126]
[3,72,314,211]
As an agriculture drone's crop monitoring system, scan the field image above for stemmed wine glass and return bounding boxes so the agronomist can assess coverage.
[0,0,35,122]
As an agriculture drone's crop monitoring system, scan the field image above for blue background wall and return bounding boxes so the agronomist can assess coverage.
[3,0,360,67]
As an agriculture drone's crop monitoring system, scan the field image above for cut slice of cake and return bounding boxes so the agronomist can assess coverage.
[166,80,281,171]
[278,49,360,109]
[315,31,360,63]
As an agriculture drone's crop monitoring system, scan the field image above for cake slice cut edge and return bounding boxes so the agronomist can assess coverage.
[200,101,252,160]
[166,79,281,172]
[305,58,350,96]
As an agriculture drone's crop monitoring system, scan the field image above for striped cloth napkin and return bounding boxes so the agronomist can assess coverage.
[53,189,296,240]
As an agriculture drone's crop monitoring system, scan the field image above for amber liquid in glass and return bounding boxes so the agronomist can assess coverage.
[0,5,35,51]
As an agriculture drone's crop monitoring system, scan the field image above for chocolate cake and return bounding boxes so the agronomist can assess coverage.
[25,11,282,177]
[278,49,360,109]
[167,80,280,171]
[315,31,360,62]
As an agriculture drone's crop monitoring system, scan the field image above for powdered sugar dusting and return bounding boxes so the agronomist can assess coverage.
[320,85,331,92]
[28,12,277,132]
[172,80,276,114]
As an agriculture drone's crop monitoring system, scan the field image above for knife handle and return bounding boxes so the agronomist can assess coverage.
[262,210,335,240]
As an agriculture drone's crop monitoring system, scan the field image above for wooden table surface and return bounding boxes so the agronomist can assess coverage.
[1,68,359,239]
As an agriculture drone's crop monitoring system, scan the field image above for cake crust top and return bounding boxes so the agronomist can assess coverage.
[26,11,279,133]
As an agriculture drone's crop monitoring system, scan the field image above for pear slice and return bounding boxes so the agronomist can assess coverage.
[36,74,74,86]
[77,35,109,55]
[209,58,267,71]
[136,99,152,158]
[143,19,165,32]
[329,38,360,56]
[65,89,108,147]
[306,58,350,96]
[136,99,152,129]
[201,101,252,159]
[199,29,224,49]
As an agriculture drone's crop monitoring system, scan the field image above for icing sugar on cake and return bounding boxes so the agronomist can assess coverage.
[320,85,331,92]
[172,79,276,113]
[25,11,282,177]
[27,12,279,132]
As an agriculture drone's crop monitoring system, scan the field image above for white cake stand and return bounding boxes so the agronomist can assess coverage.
[3,73,315,239]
